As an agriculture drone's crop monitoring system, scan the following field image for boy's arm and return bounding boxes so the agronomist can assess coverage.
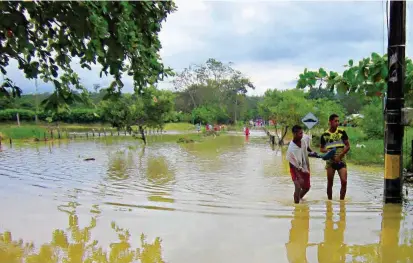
[338,131,350,159]
[289,162,303,179]
[320,134,328,153]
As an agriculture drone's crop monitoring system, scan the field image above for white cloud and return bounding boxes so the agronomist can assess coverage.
[4,0,413,97]
[235,61,305,95]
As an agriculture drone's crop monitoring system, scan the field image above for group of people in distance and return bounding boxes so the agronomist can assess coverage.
[286,114,350,204]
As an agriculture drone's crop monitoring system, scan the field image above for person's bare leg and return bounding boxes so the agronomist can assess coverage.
[327,167,335,200]
[338,168,348,200]
[294,180,301,204]
[300,188,309,199]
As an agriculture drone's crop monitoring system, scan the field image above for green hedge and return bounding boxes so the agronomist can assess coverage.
[0,109,36,121]
[0,108,103,123]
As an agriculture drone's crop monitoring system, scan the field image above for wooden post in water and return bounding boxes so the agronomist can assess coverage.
[384,0,406,203]
[50,129,53,139]
[9,138,12,146]
[86,132,88,138]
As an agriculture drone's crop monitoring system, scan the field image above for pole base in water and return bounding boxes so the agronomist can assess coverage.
[384,178,402,203]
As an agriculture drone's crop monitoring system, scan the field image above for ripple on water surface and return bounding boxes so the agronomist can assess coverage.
[0,134,413,263]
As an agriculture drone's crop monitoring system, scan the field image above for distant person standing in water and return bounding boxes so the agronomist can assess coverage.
[320,114,351,200]
[245,126,250,136]
[286,125,312,204]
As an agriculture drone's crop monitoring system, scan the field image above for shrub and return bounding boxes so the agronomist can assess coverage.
[359,100,384,139]
[0,109,36,121]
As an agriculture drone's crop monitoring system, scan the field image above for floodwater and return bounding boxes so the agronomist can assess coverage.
[0,131,413,263]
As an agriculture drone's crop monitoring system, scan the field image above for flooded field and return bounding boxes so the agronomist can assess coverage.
[1,132,413,262]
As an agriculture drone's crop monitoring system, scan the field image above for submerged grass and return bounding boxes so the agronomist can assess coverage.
[0,126,46,140]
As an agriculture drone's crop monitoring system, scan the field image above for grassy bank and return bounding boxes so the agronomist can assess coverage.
[0,122,198,142]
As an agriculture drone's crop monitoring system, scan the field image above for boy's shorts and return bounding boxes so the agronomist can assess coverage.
[290,167,311,189]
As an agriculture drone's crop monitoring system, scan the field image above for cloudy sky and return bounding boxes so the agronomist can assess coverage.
[5,0,413,96]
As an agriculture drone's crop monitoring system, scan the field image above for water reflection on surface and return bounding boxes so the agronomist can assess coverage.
[0,133,413,262]
[0,202,164,263]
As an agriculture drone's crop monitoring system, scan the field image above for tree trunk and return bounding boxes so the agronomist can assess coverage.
[16,113,20,126]
[278,126,289,146]
[139,125,146,145]
[234,96,237,124]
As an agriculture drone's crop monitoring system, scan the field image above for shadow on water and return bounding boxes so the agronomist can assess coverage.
[0,203,164,263]
[285,202,413,263]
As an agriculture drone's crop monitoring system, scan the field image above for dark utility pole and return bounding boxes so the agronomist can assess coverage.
[384,0,406,203]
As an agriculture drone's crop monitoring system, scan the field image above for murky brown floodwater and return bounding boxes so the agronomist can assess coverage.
[1,132,413,262]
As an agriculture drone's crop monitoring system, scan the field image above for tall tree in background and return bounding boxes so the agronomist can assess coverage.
[173,58,255,124]
[0,1,176,105]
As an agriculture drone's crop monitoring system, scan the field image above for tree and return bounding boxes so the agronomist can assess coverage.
[296,52,413,105]
[172,58,255,124]
[0,1,176,103]
[312,98,347,128]
[359,98,384,139]
[100,86,174,144]
[258,89,313,145]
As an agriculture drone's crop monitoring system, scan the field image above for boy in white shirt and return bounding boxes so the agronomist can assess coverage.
[286,125,312,204]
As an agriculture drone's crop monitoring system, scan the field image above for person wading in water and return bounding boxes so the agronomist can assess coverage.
[286,125,313,204]
[320,114,351,200]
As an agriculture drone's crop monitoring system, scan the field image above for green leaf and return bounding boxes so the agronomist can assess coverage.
[371,52,381,61]
[319,68,327,78]
[381,65,388,79]
[337,82,348,95]
[348,59,353,67]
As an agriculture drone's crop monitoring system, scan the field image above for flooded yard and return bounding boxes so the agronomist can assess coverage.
[0,132,413,262]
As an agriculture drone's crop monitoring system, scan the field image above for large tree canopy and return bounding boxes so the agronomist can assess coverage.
[172,58,255,124]
[0,1,176,101]
[296,52,413,103]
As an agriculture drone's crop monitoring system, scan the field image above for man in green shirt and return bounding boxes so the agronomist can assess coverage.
[320,114,351,200]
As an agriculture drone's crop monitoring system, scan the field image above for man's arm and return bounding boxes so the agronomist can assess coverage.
[289,162,303,180]
[320,134,327,153]
[339,131,350,158]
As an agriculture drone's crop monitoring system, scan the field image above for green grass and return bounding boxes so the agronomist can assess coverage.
[163,122,195,131]
[0,125,47,140]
